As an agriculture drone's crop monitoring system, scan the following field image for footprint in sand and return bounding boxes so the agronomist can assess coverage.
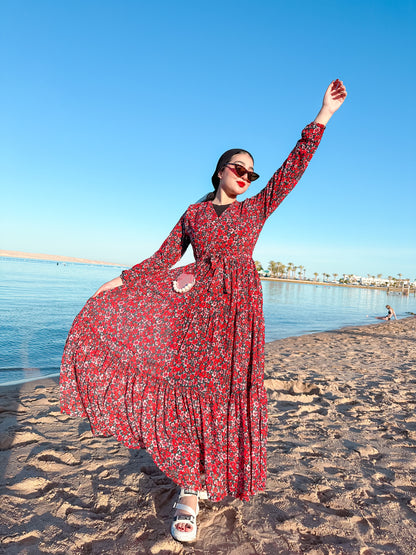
[0,402,27,415]
[140,464,172,487]
[294,405,328,417]
[288,473,318,493]
[350,514,380,534]
[343,440,382,461]
[1,531,42,548]
[290,380,321,395]
[316,486,337,503]
[20,395,54,407]
[32,449,81,470]
[6,476,57,498]
[199,505,245,544]
[264,378,320,395]
[356,445,382,460]
[0,430,44,451]
[372,470,393,484]
[24,415,57,425]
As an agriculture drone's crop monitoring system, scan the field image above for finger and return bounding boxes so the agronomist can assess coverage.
[332,90,347,97]
[333,79,345,89]
[332,81,344,93]
[331,89,347,97]
[335,82,346,93]
[331,94,347,102]
[331,85,347,96]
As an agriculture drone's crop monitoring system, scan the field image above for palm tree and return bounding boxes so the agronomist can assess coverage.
[254,260,262,272]
[313,272,319,282]
[287,262,294,279]
[268,260,278,277]
[277,262,286,277]
[333,273,338,282]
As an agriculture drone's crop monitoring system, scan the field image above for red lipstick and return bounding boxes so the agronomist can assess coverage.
[237,181,246,188]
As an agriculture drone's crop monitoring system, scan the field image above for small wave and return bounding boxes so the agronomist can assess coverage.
[0,367,60,387]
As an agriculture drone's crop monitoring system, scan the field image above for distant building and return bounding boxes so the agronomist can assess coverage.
[359,276,388,286]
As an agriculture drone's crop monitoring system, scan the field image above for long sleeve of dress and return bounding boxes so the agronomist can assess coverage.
[245,122,325,222]
[120,214,190,286]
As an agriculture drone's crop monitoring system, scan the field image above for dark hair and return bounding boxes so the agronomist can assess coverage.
[211,148,254,191]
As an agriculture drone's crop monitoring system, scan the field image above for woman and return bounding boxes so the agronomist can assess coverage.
[384,305,397,320]
[60,79,347,543]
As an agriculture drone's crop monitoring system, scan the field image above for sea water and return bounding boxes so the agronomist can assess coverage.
[1,257,414,386]
[0,258,125,386]
[262,280,414,340]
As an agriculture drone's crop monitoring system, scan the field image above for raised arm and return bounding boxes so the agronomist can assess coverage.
[244,123,324,221]
[245,79,347,221]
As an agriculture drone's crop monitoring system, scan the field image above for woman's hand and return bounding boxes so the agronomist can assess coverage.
[92,276,123,298]
[314,79,347,126]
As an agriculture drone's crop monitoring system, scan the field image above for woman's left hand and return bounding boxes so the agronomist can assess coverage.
[314,79,347,125]
[322,79,347,114]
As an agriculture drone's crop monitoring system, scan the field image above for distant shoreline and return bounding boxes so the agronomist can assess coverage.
[260,276,416,294]
[0,250,124,267]
[260,276,377,290]
[1,251,414,295]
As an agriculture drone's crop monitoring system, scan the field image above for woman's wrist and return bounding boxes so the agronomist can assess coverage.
[314,106,333,126]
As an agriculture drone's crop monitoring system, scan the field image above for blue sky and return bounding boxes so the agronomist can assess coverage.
[1,0,415,279]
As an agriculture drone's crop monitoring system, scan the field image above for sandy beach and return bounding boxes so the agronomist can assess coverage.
[1,317,415,554]
[0,250,122,267]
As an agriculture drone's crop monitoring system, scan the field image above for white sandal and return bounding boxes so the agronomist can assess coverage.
[170,488,207,543]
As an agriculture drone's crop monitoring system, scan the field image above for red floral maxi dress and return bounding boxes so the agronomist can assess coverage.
[60,122,325,502]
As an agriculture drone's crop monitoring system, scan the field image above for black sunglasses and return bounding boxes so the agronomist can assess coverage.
[224,163,260,183]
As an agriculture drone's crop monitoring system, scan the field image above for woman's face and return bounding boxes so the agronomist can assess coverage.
[217,152,254,198]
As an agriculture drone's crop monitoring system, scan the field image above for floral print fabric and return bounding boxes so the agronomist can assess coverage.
[60,122,325,502]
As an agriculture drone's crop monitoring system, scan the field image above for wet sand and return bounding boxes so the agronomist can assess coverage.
[1,317,416,554]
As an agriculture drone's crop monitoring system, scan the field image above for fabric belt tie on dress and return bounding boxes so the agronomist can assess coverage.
[199,254,250,295]
[199,255,229,295]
